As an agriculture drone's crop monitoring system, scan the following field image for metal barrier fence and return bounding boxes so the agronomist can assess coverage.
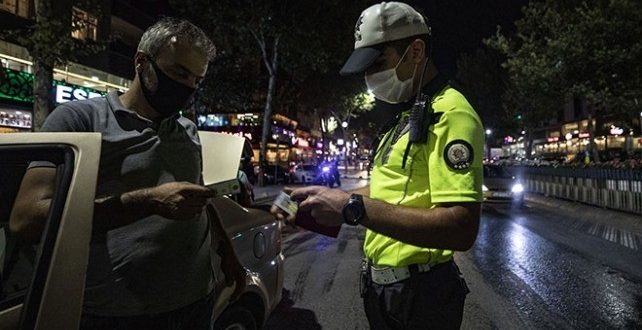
[509,166,642,215]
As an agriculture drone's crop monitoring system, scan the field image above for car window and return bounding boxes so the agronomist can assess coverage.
[0,146,75,327]
[302,165,316,171]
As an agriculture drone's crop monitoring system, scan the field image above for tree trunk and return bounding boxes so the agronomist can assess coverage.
[257,36,279,186]
[260,72,277,164]
[32,60,53,131]
[32,0,54,131]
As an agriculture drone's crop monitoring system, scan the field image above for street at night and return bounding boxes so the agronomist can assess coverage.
[264,187,642,329]
[1,0,642,329]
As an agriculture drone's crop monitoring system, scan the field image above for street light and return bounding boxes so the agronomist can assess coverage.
[272,133,279,184]
[341,121,348,128]
[485,129,492,160]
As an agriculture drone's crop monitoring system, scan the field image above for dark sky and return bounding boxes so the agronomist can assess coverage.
[357,0,529,128]
[401,0,529,76]
[138,0,528,76]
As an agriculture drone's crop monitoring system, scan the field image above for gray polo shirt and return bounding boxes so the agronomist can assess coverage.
[36,91,213,316]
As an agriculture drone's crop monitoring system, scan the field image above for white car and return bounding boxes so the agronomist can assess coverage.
[0,132,283,330]
[292,164,317,184]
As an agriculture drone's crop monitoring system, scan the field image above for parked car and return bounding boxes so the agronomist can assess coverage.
[482,165,525,207]
[292,164,317,184]
[0,132,283,330]
[262,165,290,184]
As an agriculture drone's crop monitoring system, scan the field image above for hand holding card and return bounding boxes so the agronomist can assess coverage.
[272,191,341,238]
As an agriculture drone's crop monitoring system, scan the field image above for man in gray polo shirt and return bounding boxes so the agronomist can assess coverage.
[10,18,245,329]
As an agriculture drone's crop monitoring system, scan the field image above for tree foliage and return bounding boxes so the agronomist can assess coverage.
[482,0,642,158]
[4,0,105,67]
[172,0,369,166]
[485,1,566,133]
[455,48,509,133]
[558,0,642,114]
[2,0,106,130]
[488,0,642,123]
[172,0,369,112]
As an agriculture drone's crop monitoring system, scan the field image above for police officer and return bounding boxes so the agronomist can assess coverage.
[282,2,484,329]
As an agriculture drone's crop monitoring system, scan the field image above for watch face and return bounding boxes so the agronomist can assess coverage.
[343,196,363,225]
[344,203,360,221]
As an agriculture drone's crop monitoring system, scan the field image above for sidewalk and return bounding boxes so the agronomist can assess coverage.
[525,193,642,234]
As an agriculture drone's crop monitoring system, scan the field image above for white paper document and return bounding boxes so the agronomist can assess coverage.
[198,131,244,196]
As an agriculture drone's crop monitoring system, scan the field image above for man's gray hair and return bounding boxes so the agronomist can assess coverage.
[138,17,216,60]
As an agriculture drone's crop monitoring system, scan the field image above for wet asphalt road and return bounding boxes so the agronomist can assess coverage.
[265,198,642,329]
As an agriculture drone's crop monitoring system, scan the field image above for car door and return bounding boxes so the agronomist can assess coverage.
[0,132,101,330]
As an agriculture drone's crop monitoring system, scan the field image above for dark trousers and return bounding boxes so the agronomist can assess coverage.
[363,261,469,330]
[79,291,215,330]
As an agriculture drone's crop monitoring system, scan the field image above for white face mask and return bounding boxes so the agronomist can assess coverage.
[365,45,417,104]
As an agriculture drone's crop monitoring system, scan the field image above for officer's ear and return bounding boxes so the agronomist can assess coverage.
[409,39,426,65]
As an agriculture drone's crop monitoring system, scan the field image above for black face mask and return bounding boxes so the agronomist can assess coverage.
[139,58,196,118]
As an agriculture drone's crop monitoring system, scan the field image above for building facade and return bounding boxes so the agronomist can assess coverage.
[501,97,642,161]
[197,112,323,165]
[0,0,168,132]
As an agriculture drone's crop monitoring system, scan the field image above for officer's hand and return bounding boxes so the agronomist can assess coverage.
[270,187,297,224]
[147,182,216,221]
[290,186,350,227]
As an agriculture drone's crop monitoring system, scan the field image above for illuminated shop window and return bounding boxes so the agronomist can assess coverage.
[0,0,30,18]
[71,7,98,41]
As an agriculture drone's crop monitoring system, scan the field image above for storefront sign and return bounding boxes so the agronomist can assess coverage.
[1,67,105,105]
[609,126,624,136]
[55,85,103,104]
[219,131,253,141]
[291,137,310,148]
[0,108,31,129]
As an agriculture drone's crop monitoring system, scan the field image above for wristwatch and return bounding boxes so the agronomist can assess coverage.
[342,194,366,226]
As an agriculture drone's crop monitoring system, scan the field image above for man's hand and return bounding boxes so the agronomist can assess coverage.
[290,186,351,227]
[130,181,216,221]
[219,242,247,302]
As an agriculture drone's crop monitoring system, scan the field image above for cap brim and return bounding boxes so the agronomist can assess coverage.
[339,47,381,76]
